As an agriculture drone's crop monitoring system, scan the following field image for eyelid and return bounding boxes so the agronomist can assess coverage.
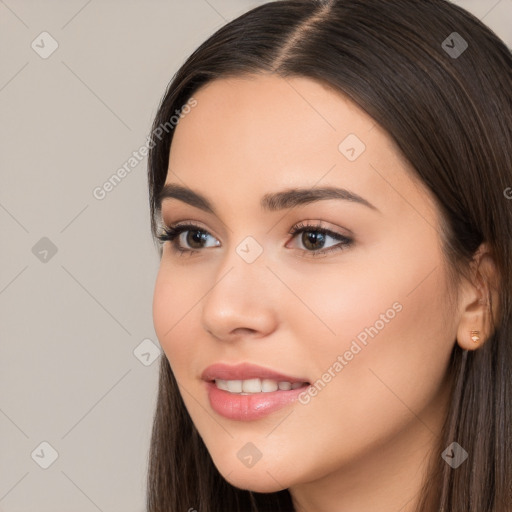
[157,219,354,258]
[160,217,350,238]
[160,216,224,239]
[287,219,353,237]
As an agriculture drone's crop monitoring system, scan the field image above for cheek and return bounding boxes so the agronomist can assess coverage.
[152,262,199,370]
[310,267,454,428]
[284,245,456,445]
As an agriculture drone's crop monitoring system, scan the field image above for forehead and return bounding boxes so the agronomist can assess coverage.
[165,74,434,222]
[170,74,377,162]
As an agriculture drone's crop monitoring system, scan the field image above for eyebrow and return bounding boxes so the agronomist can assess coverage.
[156,183,379,214]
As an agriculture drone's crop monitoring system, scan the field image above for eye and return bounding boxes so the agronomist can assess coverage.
[156,220,353,257]
[156,223,219,256]
[286,221,353,257]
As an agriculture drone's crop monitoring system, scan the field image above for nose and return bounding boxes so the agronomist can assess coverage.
[200,250,279,342]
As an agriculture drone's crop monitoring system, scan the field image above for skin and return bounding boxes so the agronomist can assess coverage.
[152,74,495,512]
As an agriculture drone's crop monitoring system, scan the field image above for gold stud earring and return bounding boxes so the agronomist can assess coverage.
[470,330,480,343]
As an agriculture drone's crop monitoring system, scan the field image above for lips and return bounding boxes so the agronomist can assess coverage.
[201,362,311,421]
[201,362,309,384]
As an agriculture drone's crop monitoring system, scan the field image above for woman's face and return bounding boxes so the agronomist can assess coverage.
[152,74,458,493]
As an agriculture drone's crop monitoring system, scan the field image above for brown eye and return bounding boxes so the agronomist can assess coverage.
[157,223,220,254]
[300,230,328,251]
[183,230,210,249]
[287,222,353,257]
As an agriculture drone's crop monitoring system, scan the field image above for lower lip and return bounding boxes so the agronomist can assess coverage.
[205,381,309,421]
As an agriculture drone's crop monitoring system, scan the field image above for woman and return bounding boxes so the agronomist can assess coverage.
[146,0,512,510]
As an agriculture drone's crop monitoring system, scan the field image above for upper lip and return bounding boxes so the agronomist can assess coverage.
[201,362,309,383]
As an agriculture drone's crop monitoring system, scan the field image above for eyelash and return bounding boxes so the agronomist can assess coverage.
[156,221,353,258]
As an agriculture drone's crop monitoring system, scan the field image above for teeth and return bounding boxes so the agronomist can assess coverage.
[215,379,229,391]
[261,379,278,392]
[227,380,242,393]
[242,378,261,393]
[215,378,306,394]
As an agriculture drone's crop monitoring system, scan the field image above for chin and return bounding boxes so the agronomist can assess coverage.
[209,455,291,493]
[223,470,288,493]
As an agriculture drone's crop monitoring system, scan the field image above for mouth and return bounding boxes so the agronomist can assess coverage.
[211,377,310,395]
[201,361,310,393]
[201,362,311,419]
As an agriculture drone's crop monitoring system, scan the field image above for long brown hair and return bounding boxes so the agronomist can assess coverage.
[145,1,512,510]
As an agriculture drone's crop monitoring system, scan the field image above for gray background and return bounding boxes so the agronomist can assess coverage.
[0,1,510,511]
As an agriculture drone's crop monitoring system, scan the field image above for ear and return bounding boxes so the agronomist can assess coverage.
[456,242,500,350]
